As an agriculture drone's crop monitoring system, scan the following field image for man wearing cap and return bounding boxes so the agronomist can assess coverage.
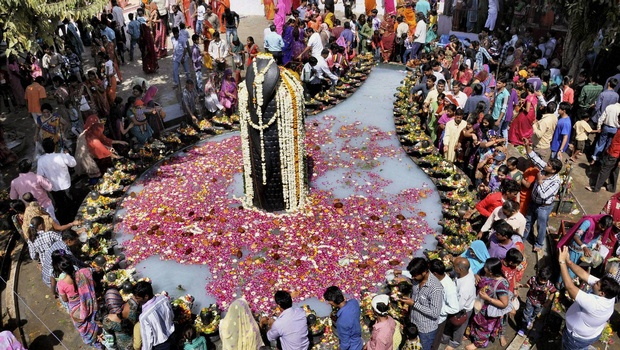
[400,258,443,350]
[261,290,309,350]
[367,294,398,349]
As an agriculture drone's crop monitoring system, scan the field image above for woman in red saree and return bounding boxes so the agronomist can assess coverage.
[263,0,276,20]
[83,71,110,117]
[140,20,159,74]
[103,36,123,81]
[508,83,537,146]
[84,115,127,174]
[149,2,168,59]
[380,15,396,62]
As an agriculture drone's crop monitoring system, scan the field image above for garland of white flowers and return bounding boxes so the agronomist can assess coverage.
[238,54,308,212]
[250,58,276,185]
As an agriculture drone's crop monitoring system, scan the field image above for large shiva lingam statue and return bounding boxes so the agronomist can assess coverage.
[238,53,308,212]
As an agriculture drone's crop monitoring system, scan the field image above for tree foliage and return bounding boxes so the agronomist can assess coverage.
[561,0,620,76]
[0,0,109,55]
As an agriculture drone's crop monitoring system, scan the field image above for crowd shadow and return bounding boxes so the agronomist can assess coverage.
[29,330,64,350]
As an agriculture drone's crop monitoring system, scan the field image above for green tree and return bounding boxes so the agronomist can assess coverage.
[0,0,109,55]
[562,0,620,77]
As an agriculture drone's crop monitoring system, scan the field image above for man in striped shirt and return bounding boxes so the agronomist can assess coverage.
[522,138,563,252]
[401,258,443,350]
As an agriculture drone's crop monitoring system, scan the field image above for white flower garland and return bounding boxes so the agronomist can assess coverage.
[238,55,308,212]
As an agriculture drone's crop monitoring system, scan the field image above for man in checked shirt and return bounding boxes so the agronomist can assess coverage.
[522,137,563,253]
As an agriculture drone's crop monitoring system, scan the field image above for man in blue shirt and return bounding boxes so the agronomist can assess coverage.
[551,102,573,160]
[100,22,116,42]
[415,0,431,16]
[264,24,284,65]
[171,26,191,88]
[127,13,142,62]
[492,77,510,143]
[323,286,363,350]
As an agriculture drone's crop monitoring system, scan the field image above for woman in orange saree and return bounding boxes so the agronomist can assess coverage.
[263,0,276,20]
[214,0,230,33]
[365,0,377,16]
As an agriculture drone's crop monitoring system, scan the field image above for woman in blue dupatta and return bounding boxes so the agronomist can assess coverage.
[282,19,296,65]
[557,214,616,278]
[461,240,490,274]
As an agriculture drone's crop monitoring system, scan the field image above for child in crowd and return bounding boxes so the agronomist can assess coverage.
[182,324,207,350]
[401,321,422,350]
[488,164,509,192]
[66,100,83,138]
[518,266,557,336]
[506,156,523,182]
[571,111,599,162]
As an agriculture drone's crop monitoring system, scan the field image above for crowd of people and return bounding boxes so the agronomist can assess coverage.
[1,0,620,349]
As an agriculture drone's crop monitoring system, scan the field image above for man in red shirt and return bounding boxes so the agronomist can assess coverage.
[467,179,521,218]
[587,130,620,193]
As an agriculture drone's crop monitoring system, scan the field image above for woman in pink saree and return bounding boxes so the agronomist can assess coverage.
[384,0,396,14]
[218,69,237,116]
[274,0,288,34]
[55,255,100,347]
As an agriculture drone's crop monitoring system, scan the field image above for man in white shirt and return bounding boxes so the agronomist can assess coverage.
[298,27,323,60]
[111,0,125,33]
[37,135,76,224]
[446,81,468,109]
[134,281,175,350]
[558,247,620,349]
[208,31,229,72]
[479,200,526,237]
[430,259,460,350]
[411,12,427,58]
[442,257,476,350]
[301,57,322,96]
[195,0,206,35]
[316,49,339,86]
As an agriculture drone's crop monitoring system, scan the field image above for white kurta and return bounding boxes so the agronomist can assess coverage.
[443,119,467,162]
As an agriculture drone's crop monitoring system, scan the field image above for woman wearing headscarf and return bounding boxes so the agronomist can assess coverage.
[102,288,138,350]
[319,23,330,48]
[273,0,288,34]
[140,14,159,74]
[84,115,127,174]
[149,2,168,59]
[219,69,237,116]
[142,86,165,137]
[219,299,264,349]
[263,0,276,20]
[557,214,616,277]
[83,70,110,117]
[380,15,396,62]
[508,83,538,146]
[460,240,490,274]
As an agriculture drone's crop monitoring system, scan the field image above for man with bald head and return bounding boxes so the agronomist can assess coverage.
[441,257,477,350]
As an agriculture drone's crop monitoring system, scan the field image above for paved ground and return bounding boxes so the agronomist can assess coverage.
[0,3,618,349]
